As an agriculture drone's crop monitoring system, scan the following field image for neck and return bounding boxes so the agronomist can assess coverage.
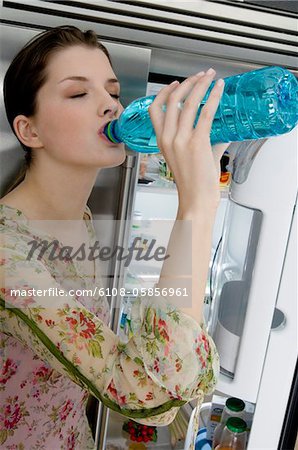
[12,161,99,220]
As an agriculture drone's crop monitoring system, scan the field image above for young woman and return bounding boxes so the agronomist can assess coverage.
[0,26,229,449]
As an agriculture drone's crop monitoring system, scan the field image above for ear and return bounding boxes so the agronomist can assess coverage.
[13,115,43,149]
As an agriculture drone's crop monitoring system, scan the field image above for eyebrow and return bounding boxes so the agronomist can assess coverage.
[58,76,119,84]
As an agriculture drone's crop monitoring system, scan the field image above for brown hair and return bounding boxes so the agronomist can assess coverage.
[3,25,111,193]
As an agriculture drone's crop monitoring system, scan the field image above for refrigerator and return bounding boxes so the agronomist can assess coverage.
[1,1,297,449]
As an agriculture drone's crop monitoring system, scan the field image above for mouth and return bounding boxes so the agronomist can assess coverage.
[98,122,119,145]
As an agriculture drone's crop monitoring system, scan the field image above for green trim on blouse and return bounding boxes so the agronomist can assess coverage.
[0,296,186,418]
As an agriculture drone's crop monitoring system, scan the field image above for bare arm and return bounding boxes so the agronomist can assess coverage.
[149,70,229,324]
[157,210,216,324]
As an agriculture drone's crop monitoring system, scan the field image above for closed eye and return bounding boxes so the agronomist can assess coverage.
[69,93,87,99]
[110,94,120,100]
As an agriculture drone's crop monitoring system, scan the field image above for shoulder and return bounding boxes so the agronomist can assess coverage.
[0,206,44,273]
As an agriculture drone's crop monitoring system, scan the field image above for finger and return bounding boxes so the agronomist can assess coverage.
[178,69,216,135]
[162,72,205,145]
[195,78,225,137]
[148,81,180,138]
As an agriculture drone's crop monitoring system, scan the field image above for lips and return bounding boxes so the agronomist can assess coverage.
[99,131,115,144]
[98,122,110,135]
[97,122,115,144]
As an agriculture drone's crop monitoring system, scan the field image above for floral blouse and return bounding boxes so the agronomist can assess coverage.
[0,203,219,449]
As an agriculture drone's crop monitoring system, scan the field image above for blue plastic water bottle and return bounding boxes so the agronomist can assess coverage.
[104,66,298,153]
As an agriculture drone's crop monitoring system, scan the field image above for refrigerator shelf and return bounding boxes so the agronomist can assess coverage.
[105,410,176,449]
[137,173,229,197]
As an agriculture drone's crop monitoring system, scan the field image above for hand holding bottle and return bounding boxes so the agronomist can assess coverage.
[148,69,230,213]
[151,70,230,323]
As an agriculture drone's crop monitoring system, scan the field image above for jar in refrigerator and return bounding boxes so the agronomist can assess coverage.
[215,417,247,450]
[212,397,245,449]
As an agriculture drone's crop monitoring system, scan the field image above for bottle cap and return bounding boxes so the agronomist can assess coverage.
[226,417,247,433]
[226,397,245,412]
[103,120,122,144]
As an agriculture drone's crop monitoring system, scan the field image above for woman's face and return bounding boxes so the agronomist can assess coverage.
[32,45,126,168]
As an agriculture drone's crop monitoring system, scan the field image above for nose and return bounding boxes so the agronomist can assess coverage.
[103,103,118,118]
[97,94,119,118]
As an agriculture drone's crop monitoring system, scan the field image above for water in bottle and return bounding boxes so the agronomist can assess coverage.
[103,66,298,153]
[212,397,246,449]
[215,417,247,450]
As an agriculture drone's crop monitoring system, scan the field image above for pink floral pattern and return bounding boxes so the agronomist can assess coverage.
[0,358,19,389]
[0,204,219,449]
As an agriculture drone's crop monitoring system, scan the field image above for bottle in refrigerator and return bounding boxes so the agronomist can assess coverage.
[215,417,247,450]
[212,397,245,449]
[119,297,133,342]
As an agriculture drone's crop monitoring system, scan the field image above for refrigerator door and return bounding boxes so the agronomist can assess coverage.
[0,24,35,197]
[248,194,297,449]
[209,199,262,378]
[209,128,297,404]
